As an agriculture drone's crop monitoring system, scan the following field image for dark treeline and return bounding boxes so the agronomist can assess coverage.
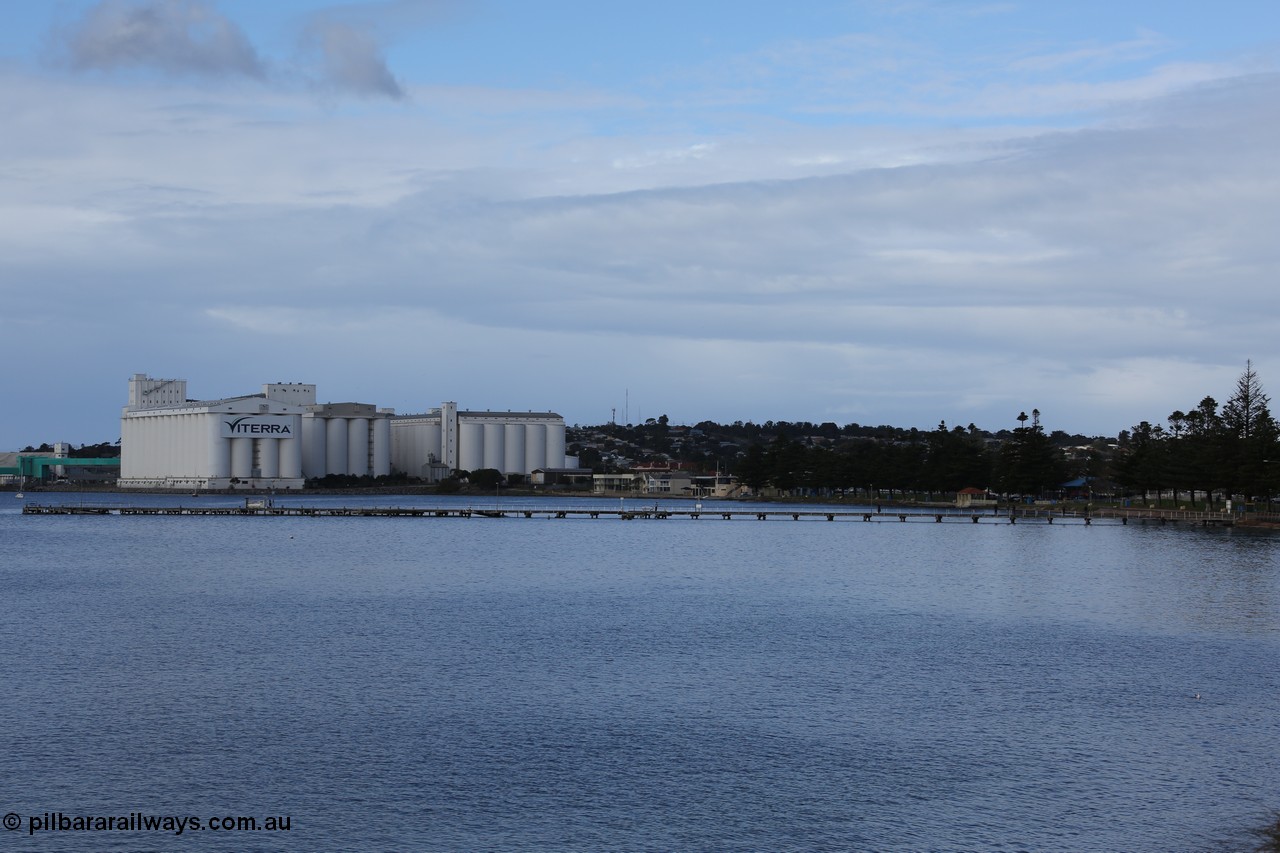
[731,410,1072,498]
[18,441,121,458]
[573,362,1278,503]
[1112,361,1280,507]
[575,411,1095,499]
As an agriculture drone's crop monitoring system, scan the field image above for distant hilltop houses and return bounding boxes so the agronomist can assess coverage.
[118,374,574,490]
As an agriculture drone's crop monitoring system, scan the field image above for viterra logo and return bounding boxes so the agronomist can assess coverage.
[224,416,292,435]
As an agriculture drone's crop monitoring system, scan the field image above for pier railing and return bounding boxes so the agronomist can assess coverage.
[17,503,1095,523]
[21,502,1266,527]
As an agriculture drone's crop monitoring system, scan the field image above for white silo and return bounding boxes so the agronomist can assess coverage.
[302,416,326,477]
[525,423,547,472]
[231,438,253,479]
[372,417,391,477]
[460,422,485,472]
[208,417,231,479]
[546,423,566,469]
[423,423,442,467]
[258,437,280,479]
[504,423,526,475]
[348,417,370,476]
[280,417,303,479]
[326,417,349,475]
[483,423,505,472]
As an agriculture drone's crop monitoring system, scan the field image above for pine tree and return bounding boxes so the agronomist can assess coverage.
[1114,420,1167,502]
[1221,361,1280,503]
[1181,396,1225,508]
[995,409,1067,498]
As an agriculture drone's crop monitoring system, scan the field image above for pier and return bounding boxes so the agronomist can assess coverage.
[18,502,1242,525]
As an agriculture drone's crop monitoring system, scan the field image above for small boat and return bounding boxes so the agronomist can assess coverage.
[15,492,23,499]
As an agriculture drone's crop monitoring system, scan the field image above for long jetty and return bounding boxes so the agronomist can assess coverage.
[18,503,1240,526]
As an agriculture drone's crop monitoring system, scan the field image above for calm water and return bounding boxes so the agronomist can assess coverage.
[2,493,1278,852]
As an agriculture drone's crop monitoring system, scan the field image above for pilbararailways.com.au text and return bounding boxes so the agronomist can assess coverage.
[6,811,291,836]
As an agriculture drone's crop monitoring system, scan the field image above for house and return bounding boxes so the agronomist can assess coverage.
[956,487,996,508]
[593,473,642,494]
[531,468,594,489]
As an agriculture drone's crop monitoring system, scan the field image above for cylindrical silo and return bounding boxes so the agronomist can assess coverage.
[280,431,302,480]
[525,423,547,472]
[504,424,526,475]
[160,415,172,479]
[348,417,369,477]
[171,415,182,476]
[187,413,200,476]
[326,417,349,475]
[372,417,391,477]
[459,422,485,473]
[160,415,171,478]
[389,420,408,475]
[302,416,326,478]
[424,423,442,464]
[120,418,136,480]
[258,437,279,479]
[175,414,186,477]
[184,414,195,476]
[483,423,505,472]
[231,438,253,480]
[546,423,566,470]
[208,415,230,479]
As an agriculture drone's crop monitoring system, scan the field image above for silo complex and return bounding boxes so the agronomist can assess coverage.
[119,376,569,489]
[390,405,568,480]
[305,404,392,480]
[120,376,392,490]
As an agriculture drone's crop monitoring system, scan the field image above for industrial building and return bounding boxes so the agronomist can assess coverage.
[390,403,569,481]
[119,375,570,489]
[120,375,392,490]
[0,447,120,485]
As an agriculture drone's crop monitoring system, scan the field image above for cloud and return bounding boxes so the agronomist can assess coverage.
[58,0,264,78]
[1008,30,1171,74]
[4,13,1280,442]
[301,18,404,99]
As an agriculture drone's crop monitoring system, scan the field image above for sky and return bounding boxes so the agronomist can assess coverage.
[2,0,1279,447]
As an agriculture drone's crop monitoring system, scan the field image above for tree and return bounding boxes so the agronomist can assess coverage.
[1222,361,1271,440]
[736,444,769,493]
[1181,396,1226,508]
[469,468,504,489]
[995,409,1067,498]
[924,421,991,495]
[1220,361,1280,501]
[576,446,603,471]
[1113,421,1167,501]
[767,437,806,493]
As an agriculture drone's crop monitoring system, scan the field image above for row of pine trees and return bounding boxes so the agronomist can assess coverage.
[732,363,1278,504]
[1113,361,1279,507]
[733,409,1068,499]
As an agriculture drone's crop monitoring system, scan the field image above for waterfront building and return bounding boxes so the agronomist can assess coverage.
[0,448,119,484]
[119,375,392,490]
[390,405,569,480]
[119,375,571,489]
